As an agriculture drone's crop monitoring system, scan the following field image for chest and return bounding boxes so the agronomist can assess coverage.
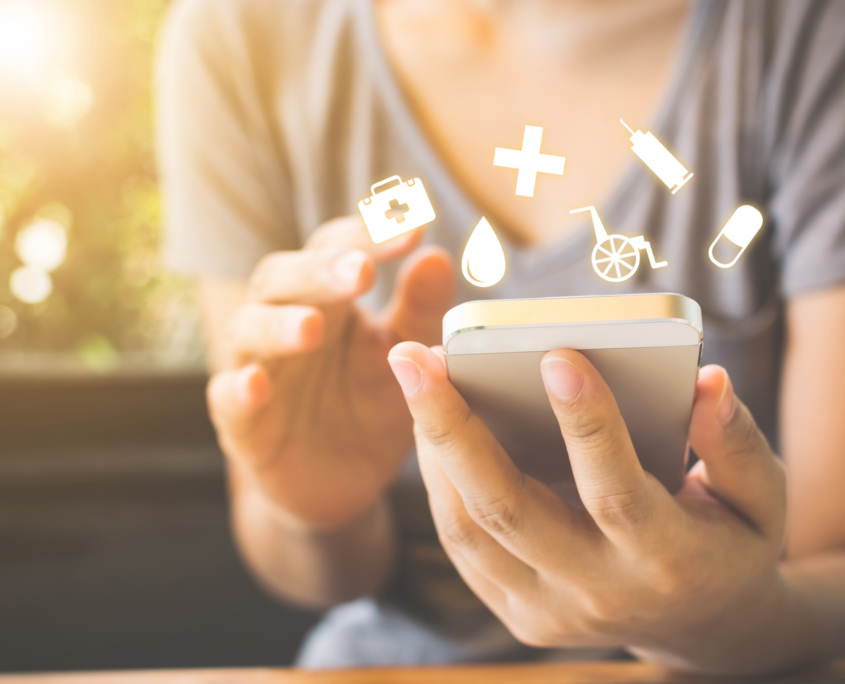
[376,4,688,247]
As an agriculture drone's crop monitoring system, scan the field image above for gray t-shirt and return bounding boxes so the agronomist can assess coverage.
[156,0,845,667]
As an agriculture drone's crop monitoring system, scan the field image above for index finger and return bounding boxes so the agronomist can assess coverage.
[248,216,424,304]
[541,349,664,538]
[305,216,424,261]
[388,341,578,568]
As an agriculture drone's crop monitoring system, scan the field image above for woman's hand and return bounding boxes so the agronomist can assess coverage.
[207,218,455,531]
[387,342,789,673]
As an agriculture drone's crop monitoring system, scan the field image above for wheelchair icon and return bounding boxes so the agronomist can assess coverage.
[570,206,668,283]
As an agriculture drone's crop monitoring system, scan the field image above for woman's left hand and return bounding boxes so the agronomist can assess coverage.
[387,342,788,672]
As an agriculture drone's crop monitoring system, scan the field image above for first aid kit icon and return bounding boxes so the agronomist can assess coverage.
[358,175,436,244]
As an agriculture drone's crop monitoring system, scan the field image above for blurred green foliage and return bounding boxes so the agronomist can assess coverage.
[0,0,202,372]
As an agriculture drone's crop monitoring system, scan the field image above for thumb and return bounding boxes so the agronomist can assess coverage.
[687,365,786,537]
[384,246,455,346]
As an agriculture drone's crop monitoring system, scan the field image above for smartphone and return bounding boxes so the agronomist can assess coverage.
[443,293,703,501]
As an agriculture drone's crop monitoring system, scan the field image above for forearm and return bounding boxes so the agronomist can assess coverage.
[777,552,845,663]
[634,553,845,675]
[229,465,397,610]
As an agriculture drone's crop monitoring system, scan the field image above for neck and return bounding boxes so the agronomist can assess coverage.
[377,0,693,63]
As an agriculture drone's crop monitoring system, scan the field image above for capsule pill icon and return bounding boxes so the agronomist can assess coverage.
[708,205,764,269]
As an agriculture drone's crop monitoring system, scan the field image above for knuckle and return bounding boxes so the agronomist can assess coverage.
[467,497,519,537]
[766,458,788,536]
[413,403,473,452]
[248,254,278,301]
[574,574,643,630]
[206,374,226,413]
[228,304,255,339]
[225,305,271,362]
[564,410,608,442]
[205,376,235,434]
[723,403,768,465]
[535,604,579,643]
[645,555,699,603]
[579,590,624,629]
[508,620,557,649]
[566,417,628,463]
[437,515,479,552]
[584,486,650,527]
[771,457,787,501]
[544,617,575,643]
[464,482,524,537]
[504,595,573,647]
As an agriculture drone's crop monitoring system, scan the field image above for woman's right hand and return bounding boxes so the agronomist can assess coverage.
[207,217,455,531]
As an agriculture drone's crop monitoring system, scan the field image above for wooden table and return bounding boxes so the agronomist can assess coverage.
[3,660,844,684]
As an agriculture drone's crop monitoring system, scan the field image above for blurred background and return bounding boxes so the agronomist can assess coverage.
[0,0,316,672]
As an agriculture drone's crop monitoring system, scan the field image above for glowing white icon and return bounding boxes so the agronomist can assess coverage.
[570,206,667,283]
[621,120,693,195]
[462,217,506,288]
[493,125,565,197]
[358,175,435,244]
[709,205,764,269]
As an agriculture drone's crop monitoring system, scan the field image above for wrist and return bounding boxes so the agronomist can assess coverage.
[231,465,397,609]
[232,461,389,536]
[228,456,392,534]
[633,569,822,675]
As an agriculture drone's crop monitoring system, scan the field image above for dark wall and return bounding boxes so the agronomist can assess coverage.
[0,374,318,672]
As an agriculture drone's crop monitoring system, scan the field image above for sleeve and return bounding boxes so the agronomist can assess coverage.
[769,1,845,299]
[155,0,299,279]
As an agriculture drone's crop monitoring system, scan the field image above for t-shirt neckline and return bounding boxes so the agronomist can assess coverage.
[351,0,720,274]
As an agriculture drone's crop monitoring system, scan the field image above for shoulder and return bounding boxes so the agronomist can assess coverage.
[158,0,351,80]
[761,1,845,143]
[723,0,845,34]
[709,0,845,65]
[702,0,845,159]
[771,0,845,32]
[161,0,306,44]
[160,0,272,55]
[762,0,845,71]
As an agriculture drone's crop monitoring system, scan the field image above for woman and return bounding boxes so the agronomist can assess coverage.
[156,0,845,672]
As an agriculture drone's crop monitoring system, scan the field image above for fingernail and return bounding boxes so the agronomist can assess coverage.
[388,356,424,396]
[236,366,258,404]
[541,357,583,403]
[717,371,736,425]
[276,309,311,342]
[332,251,367,287]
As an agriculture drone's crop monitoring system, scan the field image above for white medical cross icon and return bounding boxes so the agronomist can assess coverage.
[493,125,565,197]
[385,198,410,223]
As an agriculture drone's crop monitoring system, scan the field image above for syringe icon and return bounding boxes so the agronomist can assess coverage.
[621,120,693,194]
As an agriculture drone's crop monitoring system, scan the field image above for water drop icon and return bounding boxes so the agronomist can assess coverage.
[462,217,506,288]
